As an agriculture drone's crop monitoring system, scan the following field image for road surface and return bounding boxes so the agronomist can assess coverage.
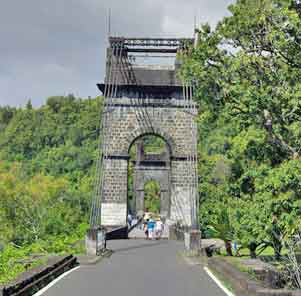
[43,239,227,296]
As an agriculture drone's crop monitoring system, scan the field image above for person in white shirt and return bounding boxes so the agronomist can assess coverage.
[155,218,164,239]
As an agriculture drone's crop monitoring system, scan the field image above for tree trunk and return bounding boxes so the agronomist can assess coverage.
[250,249,257,259]
[249,242,257,259]
[225,240,233,256]
[274,245,282,260]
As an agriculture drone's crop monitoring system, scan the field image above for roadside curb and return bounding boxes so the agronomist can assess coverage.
[77,249,113,265]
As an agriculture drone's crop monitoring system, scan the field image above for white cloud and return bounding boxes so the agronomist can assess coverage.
[0,0,234,106]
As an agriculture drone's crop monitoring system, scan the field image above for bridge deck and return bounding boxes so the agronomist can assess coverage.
[41,240,226,296]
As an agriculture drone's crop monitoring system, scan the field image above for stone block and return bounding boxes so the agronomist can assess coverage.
[184,230,201,252]
[101,203,127,226]
[86,227,106,256]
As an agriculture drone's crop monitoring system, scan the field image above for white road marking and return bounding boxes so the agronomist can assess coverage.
[33,266,80,296]
[204,266,235,296]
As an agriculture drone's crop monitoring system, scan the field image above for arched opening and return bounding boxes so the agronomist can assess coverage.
[127,133,172,156]
[127,134,171,219]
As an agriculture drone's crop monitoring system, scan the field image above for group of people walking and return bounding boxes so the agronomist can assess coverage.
[127,211,165,240]
[143,213,164,240]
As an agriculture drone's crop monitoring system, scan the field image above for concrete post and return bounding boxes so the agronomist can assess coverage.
[184,229,201,254]
[86,227,107,256]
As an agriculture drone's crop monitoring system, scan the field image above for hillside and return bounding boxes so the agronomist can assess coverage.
[0,96,102,282]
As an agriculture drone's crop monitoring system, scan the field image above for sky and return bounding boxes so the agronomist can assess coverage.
[0,0,234,107]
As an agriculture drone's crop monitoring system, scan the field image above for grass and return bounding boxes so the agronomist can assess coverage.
[209,243,301,291]
[219,246,276,258]
[0,232,87,285]
[217,246,282,281]
[222,256,257,280]
[0,251,48,285]
[218,246,290,282]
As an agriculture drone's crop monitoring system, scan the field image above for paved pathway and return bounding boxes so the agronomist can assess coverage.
[43,240,227,296]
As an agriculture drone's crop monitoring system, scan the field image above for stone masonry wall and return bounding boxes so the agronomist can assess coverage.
[102,158,128,203]
[170,160,197,227]
[103,98,196,157]
[101,97,198,227]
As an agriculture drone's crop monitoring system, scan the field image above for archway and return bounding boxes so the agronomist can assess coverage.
[127,134,171,218]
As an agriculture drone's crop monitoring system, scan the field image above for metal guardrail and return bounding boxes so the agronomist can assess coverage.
[108,37,194,53]
[127,217,144,234]
[105,226,129,241]
[109,37,194,47]
[2,255,78,296]
[104,217,144,242]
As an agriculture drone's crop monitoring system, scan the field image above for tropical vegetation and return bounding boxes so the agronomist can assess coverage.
[0,95,102,283]
[181,0,301,258]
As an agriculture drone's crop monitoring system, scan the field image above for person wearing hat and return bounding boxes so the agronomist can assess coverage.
[155,218,164,239]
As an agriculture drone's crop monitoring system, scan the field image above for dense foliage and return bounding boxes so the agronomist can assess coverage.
[0,95,102,282]
[144,181,161,214]
[182,0,301,257]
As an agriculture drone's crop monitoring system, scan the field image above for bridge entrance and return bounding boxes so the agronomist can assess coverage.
[128,134,170,218]
[89,37,199,233]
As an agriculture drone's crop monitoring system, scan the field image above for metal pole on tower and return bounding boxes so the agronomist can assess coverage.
[194,14,197,35]
[108,8,112,37]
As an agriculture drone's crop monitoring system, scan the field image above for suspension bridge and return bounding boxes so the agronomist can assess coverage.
[33,36,230,296]
[88,37,200,245]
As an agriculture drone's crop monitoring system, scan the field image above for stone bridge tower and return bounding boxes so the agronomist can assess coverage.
[93,37,199,231]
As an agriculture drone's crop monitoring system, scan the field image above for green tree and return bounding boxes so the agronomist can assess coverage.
[182,0,301,258]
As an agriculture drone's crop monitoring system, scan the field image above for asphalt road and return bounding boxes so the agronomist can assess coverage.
[43,239,227,296]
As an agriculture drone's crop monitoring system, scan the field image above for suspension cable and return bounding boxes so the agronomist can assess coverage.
[180,44,199,230]
[94,43,124,225]
[90,42,120,227]
[94,43,124,226]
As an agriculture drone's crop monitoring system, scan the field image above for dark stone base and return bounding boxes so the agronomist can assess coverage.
[86,229,97,256]
[106,225,128,240]
[169,225,183,241]
[86,227,106,256]
[184,230,201,252]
